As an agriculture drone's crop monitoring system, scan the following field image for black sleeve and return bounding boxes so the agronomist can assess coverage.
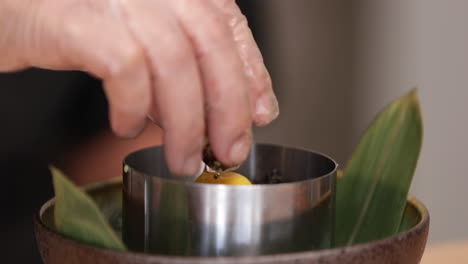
[0,68,108,161]
[0,69,108,263]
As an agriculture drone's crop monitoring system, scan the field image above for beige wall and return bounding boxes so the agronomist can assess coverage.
[253,0,354,165]
[255,0,468,244]
[353,0,468,244]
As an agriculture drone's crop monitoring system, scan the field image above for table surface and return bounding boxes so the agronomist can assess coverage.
[421,241,468,263]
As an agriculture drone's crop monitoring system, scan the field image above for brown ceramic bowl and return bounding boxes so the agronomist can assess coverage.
[34,178,429,264]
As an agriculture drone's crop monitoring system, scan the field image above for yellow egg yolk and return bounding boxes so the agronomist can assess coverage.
[195,171,252,185]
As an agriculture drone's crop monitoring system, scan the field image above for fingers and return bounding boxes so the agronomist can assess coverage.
[173,0,252,167]
[119,0,205,176]
[4,0,269,175]
[211,0,279,126]
[42,9,152,138]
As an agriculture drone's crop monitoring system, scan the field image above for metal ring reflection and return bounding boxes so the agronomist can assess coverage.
[123,143,337,256]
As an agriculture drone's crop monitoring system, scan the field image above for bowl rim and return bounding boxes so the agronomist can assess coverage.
[36,177,429,263]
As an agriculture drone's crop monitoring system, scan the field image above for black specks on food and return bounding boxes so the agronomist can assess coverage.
[253,169,285,184]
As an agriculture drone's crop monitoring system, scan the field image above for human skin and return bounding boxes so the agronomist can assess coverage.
[0,0,279,177]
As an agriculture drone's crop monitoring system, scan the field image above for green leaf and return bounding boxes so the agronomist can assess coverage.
[335,89,423,246]
[50,166,126,250]
[398,203,417,233]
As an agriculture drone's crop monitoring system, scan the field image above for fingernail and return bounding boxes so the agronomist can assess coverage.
[111,119,146,139]
[182,153,203,176]
[229,132,252,165]
[180,137,205,176]
[127,124,146,139]
[254,94,279,126]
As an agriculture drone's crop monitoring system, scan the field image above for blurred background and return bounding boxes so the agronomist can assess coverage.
[1,0,467,262]
[247,0,468,246]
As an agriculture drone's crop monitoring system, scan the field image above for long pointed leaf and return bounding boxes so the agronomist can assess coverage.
[335,89,423,246]
[51,166,126,250]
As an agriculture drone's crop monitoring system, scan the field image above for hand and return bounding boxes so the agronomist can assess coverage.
[0,0,279,175]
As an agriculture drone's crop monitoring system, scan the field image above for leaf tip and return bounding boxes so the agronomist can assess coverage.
[408,87,420,104]
[407,87,424,135]
[48,165,60,176]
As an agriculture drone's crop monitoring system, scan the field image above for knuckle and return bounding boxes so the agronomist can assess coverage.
[165,42,193,68]
[61,18,82,40]
[202,13,231,42]
[112,43,145,77]
[232,13,248,31]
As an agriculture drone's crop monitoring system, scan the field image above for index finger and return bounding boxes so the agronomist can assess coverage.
[174,0,253,167]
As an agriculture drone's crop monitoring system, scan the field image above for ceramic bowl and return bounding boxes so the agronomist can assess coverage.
[34,178,429,264]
